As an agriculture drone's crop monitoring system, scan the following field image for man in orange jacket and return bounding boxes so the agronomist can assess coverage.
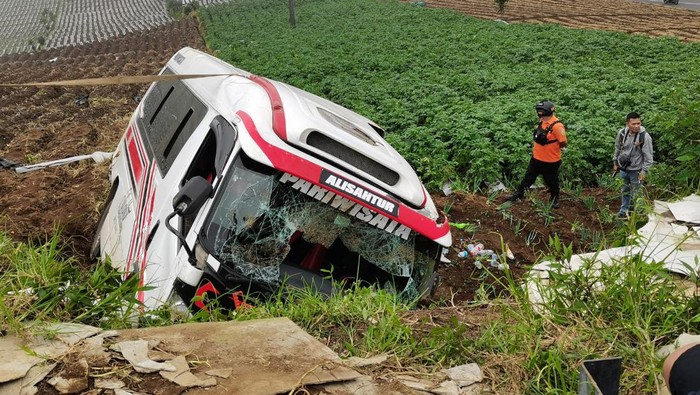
[507,100,568,208]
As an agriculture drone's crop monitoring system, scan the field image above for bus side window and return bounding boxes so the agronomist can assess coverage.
[184,131,217,185]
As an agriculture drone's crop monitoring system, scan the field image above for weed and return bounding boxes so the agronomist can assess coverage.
[525,230,538,247]
[532,198,555,226]
[24,153,41,164]
[512,219,526,235]
[443,199,454,215]
[581,195,596,210]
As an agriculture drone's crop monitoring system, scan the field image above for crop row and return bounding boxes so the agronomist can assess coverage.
[0,0,228,57]
[0,0,58,56]
[202,0,700,190]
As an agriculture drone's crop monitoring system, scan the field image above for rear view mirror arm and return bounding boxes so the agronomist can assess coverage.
[165,209,197,265]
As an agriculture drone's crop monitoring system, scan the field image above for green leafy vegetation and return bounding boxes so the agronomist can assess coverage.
[201,0,700,193]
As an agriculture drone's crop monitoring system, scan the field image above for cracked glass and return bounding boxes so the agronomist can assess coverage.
[203,152,439,299]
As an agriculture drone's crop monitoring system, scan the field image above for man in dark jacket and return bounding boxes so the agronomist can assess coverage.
[507,100,567,208]
[612,112,653,219]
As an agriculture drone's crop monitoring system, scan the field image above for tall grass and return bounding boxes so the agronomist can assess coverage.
[467,240,700,393]
[1,225,696,393]
[0,231,143,334]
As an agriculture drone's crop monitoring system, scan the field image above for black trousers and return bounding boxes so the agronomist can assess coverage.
[514,157,561,200]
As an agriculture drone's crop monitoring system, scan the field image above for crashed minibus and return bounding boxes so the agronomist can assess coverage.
[92,47,452,312]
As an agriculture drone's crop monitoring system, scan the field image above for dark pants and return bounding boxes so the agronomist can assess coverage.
[669,344,700,395]
[513,157,561,201]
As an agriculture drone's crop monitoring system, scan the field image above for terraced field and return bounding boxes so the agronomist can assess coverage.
[0,0,231,56]
[417,0,700,41]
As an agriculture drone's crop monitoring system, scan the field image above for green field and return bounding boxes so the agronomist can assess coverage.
[201,0,700,191]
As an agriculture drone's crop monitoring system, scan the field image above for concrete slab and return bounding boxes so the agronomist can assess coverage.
[114,317,361,395]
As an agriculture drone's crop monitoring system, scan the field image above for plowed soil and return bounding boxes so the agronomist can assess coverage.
[0,1,673,304]
[418,0,700,42]
[0,18,207,258]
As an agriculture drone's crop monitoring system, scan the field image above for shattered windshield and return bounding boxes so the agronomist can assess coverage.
[202,152,439,298]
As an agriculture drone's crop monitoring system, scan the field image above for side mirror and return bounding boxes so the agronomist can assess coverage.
[172,176,213,217]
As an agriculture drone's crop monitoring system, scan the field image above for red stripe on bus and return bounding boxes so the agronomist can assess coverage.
[248,75,286,140]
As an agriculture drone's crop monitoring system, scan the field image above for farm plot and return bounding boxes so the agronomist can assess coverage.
[47,0,173,49]
[417,0,700,41]
[0,0,235,56]
[0,0,59,56]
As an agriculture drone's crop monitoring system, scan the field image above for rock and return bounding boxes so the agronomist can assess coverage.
[443,363,483,388]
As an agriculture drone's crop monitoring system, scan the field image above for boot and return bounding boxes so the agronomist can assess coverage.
[506,191,523,202]
[550,194,560,209]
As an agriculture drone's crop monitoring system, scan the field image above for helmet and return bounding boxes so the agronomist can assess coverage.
[535,101,555,116]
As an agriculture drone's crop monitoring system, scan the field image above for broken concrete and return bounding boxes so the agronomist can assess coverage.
[159,355,216,388]
[113,340,177,373]
[204,368,232,378]
[527,195,700,307]
[1,318,454,394]
[47,357,89,394]
[42,322,101,347]
[343,354,389,368]
[94,377,126,389]
[0,336,43,383]
[0,362,56,395]
[115,317,361,395]
[77,336,111,366]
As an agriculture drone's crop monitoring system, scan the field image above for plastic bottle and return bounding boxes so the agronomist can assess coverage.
[475,249,495,257]
[474,260,484,269]
[467,243,484,256]
[488,253,499,267]
[457,251,469,258]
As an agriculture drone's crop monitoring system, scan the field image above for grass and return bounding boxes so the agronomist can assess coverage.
[0,230,143,334]
[0,217,696,393]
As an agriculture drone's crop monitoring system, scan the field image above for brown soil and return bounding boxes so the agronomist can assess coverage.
[0,17,207,259]
[417,0,700,42]
[0,1,672,304]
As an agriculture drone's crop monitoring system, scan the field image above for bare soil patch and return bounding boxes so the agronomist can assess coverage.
[416,0,700,42]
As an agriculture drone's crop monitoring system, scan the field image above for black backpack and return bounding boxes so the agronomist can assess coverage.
[533,121,562,145]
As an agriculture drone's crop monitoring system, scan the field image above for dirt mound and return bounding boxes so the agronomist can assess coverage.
[0,17,207,259]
